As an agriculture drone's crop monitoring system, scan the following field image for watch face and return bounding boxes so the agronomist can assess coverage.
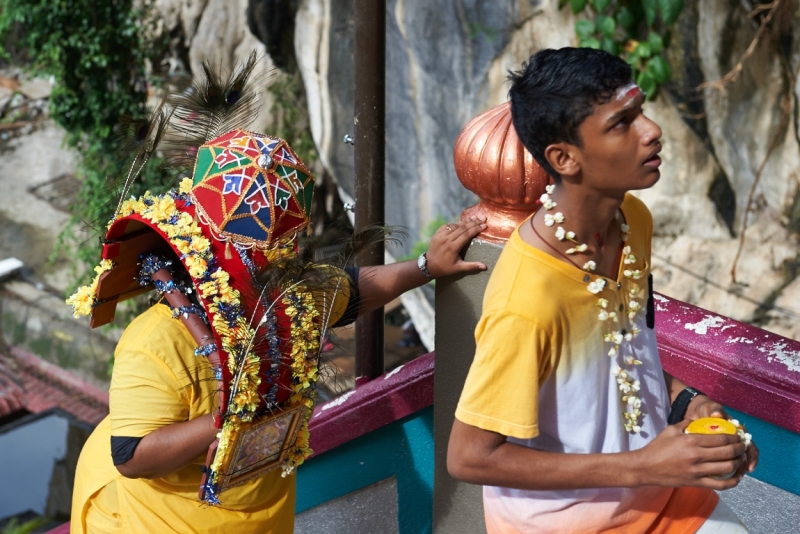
[418,253,426,270]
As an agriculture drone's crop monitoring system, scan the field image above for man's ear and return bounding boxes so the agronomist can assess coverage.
[544,143,580,179]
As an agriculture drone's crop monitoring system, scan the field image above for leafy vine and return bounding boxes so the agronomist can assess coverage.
[0,0,169,288]
[560,0,684,98]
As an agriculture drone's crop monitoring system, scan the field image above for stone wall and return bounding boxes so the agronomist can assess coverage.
[114,0,800,338]
[144,0,277,134]
[286,0,800,338]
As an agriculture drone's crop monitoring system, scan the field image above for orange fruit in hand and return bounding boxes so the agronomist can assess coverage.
[685,417,741,480]
[685,417,737,436]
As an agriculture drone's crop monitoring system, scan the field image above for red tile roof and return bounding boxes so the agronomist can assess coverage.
[0,353,25,417]
[0,346,108,425]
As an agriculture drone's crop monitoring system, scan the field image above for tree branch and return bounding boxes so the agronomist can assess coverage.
[698,0,783,93]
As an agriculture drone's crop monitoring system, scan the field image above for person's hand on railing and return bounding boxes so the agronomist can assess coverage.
[684,395,760,475]
[425,216,488,278]
[354,216,488,315]
[631,420,749,490]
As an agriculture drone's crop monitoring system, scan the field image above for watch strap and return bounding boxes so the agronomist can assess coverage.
[418,252,433,279]
[667,386,704,425]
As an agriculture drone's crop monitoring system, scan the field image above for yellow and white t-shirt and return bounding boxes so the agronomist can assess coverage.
[456,194,717,534]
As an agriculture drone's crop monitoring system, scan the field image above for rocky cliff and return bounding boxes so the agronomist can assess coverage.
[289,0,800,340]
[131,0,800,341]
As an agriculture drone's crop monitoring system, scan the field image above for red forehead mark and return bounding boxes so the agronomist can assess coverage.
[624,86,641,99]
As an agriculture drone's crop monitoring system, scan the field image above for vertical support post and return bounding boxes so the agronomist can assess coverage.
[353,0,386,382]
[434,241,499,533]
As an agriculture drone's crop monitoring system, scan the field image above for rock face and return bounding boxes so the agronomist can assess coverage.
[89,0,800,341]
[296,0,560,255]
[644,0,800,336]
[146,0,277,133]
[287,0,800,339]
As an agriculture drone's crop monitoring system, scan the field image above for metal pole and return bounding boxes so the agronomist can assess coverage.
[353,0,386,382]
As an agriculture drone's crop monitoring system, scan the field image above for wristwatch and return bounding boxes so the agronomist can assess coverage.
[417,252,433,279]
[667,387,704,425]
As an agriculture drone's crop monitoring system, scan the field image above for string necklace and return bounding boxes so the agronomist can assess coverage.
[538,184,646,434]
[530,218,581,270]
[530,212,626,275]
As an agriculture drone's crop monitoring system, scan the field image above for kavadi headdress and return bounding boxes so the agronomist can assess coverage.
[66,53,348,504]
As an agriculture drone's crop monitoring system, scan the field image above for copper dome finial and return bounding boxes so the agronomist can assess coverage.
[453,101,551,243]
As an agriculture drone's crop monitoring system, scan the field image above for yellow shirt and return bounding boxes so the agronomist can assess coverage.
[456,194,717,533]
[72,304,296,534]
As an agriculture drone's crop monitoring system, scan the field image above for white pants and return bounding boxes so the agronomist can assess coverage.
[695,499,749,533]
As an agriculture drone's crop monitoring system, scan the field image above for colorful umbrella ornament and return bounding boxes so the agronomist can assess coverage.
[190,129,314,249]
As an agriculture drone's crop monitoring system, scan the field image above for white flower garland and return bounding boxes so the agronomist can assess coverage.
[540,184,646,433]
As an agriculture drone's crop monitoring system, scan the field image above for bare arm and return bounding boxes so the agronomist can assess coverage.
[663,372,696,405]
[115,414,218,479]
[447,418,747,491]
[355,217,487,315]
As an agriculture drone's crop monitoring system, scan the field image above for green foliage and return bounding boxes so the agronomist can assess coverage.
[1,517,49,534]
[0,0,152,138]
[401,215,448,262]
[560,0,684,99]
[0,0,169,288]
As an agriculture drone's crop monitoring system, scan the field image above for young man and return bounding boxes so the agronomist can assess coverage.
[447,48,759,533]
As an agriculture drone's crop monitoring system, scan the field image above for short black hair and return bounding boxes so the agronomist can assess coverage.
[509,48,632,180]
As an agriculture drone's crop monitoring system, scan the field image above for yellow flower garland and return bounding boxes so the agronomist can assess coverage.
[281,290,320,475]
[65,259,115,318]
[67,178,320,487]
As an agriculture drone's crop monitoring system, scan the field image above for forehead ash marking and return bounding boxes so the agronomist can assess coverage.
[615,82,642,101]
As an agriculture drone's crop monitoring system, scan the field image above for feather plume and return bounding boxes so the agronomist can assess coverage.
[81,95,173,235]
[114,94,171,162]
[89,52,270,234]
[225,226,405,408]
[166,51,273,172]
[111,95,172,218]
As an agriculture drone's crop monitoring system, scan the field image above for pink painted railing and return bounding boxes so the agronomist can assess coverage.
[311,292,800,451]
[308,352,434,456]
[655,293,800,434]
[45,294,800,533]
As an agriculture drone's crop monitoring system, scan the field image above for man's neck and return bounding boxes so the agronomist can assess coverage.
[551,183,625,243]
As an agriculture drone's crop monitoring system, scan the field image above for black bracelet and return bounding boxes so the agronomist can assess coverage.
[667,387,704,425]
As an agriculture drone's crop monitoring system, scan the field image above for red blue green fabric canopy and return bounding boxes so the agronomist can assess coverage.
[191,129,314,249]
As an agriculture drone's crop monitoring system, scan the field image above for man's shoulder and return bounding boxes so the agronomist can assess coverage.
[117,304,194,364]
[483,231,575,319]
